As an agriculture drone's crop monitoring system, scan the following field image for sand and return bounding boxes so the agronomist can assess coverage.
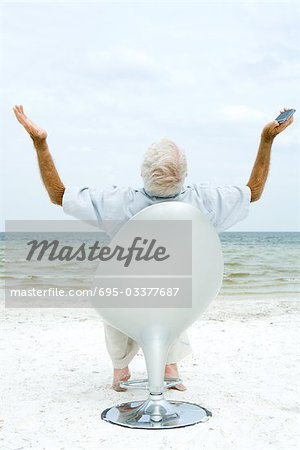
[2,296,300,450]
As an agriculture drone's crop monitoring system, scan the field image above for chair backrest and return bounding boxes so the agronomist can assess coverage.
[93,201,223,347]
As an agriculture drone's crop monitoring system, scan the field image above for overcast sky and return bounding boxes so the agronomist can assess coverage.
[1,1,299,231]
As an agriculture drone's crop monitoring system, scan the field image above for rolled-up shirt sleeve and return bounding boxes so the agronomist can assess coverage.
[194,184,251,232]
[62,186,100,222]
[62,185,137,237]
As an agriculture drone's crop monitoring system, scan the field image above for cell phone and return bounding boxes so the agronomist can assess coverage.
[275,109,296,124]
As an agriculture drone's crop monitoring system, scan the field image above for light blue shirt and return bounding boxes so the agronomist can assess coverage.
[62,183,251,233]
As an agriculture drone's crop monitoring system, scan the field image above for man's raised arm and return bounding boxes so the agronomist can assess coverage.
[247,108,294,202]
[13,105,65,206]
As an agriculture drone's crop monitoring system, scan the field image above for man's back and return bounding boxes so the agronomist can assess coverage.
[62,183,251,234]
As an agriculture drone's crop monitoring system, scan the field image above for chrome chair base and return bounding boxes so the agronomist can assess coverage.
[119,377,183,391]
[101,393,211,429]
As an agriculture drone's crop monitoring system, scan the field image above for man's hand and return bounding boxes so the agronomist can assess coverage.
[13,105,48,143]
[261,107,294,141]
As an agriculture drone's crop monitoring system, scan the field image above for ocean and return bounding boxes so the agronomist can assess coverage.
[219,232,299,298]
[1,232,299,299]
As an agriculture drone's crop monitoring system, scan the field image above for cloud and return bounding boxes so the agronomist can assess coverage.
[83,47,165,83]
[1,1,299,230]
[219,105,267,122]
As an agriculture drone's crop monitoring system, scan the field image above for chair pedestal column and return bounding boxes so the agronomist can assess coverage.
[141,338,169,395]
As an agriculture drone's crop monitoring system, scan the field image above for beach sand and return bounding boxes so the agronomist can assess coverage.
[2,296,300,450]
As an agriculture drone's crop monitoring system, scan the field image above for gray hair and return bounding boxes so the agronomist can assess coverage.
[141,138,187,197]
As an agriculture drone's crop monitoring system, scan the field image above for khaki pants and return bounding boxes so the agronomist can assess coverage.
[104,322,192,369]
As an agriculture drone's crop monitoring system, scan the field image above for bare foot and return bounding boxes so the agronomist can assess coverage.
[112,367,131,392]
[165,363,187,391]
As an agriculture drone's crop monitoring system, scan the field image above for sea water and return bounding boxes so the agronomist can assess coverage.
[220,232,299,298]
[1,232,299,299]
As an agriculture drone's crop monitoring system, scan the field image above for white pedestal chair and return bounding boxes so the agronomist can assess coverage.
[93,202,223,429]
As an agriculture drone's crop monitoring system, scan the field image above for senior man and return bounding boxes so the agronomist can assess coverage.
[13,105,293,391]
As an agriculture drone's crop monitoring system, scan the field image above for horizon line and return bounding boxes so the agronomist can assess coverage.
[0,230,299,233]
